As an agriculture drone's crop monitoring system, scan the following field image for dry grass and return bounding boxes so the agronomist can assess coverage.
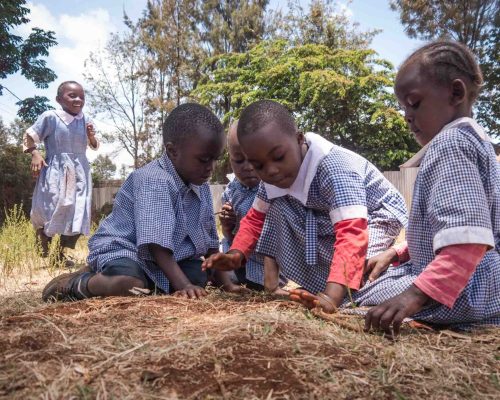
[1,212,499,399]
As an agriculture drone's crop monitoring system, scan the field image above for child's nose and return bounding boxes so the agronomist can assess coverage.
[266,164,279,176]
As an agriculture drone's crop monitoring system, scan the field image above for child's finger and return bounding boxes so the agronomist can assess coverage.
[299,291,318,302]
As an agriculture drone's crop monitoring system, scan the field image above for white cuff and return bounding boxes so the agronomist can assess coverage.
[252,197,270,213]
[329,205,367,225]
[27,127,40,144]
[433,226,495,253]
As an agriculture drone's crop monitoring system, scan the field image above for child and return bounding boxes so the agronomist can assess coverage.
[42,103,224,301]
[217,121,282,291]
[203,100,408,310]
[353,41,500,334]
[23,81,98,266]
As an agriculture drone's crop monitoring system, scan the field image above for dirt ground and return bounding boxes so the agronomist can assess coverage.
[0,268,499,400]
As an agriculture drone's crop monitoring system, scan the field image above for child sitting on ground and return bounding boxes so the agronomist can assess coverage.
[355,41,500,334]
[217,121,285,292]
[203,100,408,311]
[42,103,224,301]
[23,81,98,267]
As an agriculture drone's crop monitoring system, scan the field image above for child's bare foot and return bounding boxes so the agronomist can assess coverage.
[222,283,251,294]
[266,286,289,298]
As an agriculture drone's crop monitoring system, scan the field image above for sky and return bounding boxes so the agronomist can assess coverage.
[0,0,423,169]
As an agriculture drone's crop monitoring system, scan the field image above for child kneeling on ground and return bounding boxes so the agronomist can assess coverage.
[42,103,224,301]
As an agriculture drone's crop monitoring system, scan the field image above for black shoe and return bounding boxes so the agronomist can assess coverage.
[42,265,93,302]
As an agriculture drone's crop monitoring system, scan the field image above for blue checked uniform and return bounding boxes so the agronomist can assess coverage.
[221,178,266,285]
[87,154,220,293]
[348,119,500,328]
[255,133,408,294]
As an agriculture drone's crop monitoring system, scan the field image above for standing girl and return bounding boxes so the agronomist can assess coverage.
[358,41,500,334]
[23,81,98,265]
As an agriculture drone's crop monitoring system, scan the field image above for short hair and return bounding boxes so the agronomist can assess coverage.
[57,81,83,97]
[400,40,484,102]
[162,103,223,145]
[237,100,297,139]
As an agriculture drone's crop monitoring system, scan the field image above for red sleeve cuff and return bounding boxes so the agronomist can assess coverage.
[327,218,368,290]
[230,207,266,260]
[414,243,487,308]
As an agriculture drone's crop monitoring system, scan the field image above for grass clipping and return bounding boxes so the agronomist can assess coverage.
[1,289,499,400]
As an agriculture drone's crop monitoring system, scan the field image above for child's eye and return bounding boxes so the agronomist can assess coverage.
[410,101,420,109]
[234,159,245,164]
[198,157,211,163]
[251,162,263,170]
[274,155,284,162]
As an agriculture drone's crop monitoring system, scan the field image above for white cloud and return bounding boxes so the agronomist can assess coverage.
[21,2,116,82]
[338,3,354,18]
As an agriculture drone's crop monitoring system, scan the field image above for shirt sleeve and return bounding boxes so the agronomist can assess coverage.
[134,177,175,259]
[414,243,487,308]
[26,111,55,145]
[230,207,266,260]
[423,134,495,253]
[327,218,368,290]
[317,162,367,225]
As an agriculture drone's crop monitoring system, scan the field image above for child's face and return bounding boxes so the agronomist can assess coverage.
[167,132,224,186]
[239,121,304,189]
[395,63,464,146]
[228,132,260,189]
[56,83,85,116]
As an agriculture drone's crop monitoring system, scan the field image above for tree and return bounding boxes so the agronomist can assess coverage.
[0,118,33,221]
[390,0,499,135]
[0,0,57,122]
[91,154,117,184]
[85,19,157,169]
[200,0,270,55]
[195,40,418,170]
[269,0,378,49]
[139,0,203,132]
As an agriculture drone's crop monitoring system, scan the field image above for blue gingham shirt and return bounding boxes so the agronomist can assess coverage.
[87,154,219,292]
[221,178,265,284]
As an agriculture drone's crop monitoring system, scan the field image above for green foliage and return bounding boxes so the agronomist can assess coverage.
[0,118,33,223]
[390,0,499,136]
[195,40,418,170]
[0,0,57,122]
[91,154,117,184]
[15,96,54,125]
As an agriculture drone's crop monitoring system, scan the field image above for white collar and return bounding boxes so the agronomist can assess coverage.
[264,132,334,205]
[54,109,84,126]
[400,117,490,168]
[189,184,201,198]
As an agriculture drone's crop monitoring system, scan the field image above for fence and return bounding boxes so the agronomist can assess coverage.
[92,169,420,214]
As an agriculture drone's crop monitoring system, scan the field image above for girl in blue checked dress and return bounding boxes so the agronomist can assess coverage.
[357,41,500,334]
[23,81,98,265]
[203,100,408,310]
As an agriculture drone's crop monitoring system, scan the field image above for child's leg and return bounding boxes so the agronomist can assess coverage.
[264,256,288,296]
[60,234,81,250]
[36,228,51,257]
[42,258,153,301]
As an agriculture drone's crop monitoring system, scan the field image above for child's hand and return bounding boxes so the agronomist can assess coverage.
[219,202,236,237]
[364,284,430,337]
[31,150,48,178]
[86,122,96,139]
[364,247,398,284]
[289,288,337,314]
[173,284,207,299]
[202,250,244,271]
[86,123,98,148]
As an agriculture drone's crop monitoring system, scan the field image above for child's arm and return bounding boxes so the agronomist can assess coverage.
[23,132,47,177]
[364,241,409,283]
[202,206,266,271]
[219,202,236,242]
[149,243,207,298]
[364,243,487,336]
[86,122,99,150]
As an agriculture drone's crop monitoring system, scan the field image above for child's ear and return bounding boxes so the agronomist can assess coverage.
[55,95,61,105]
[297,131,305,145]
[165,142,177,159]
[450,79,467,106]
